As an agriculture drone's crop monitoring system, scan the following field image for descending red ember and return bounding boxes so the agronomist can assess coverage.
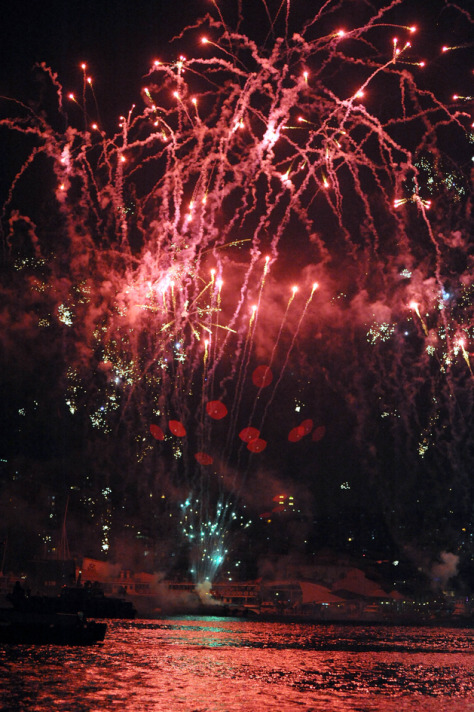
[205,400,228,420]
[169,420,187,437]
[252,365,273,388]
[288,419,313,441]
[194,452,214,465]
[149,424,165,441]
[288,426,305,442]
[247,437,267,453]
[239,426,260,442]
[312,425,326,442]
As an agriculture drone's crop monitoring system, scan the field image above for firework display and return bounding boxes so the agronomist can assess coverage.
[0,0,472,585]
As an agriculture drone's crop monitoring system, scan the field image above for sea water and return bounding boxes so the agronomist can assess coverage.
[0,618,473,711]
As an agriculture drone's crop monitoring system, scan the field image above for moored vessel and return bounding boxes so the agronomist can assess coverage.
[0,607,107,645]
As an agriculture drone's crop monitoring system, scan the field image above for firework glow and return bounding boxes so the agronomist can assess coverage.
[1,0,473,588]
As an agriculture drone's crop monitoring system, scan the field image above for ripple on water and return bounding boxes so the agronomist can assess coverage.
[0,620,472,712]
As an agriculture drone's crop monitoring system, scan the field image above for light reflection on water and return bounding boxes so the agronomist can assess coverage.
[0,618,473,711]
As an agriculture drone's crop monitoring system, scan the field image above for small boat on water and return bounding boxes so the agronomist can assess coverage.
[0,607,107,645]
[4,580,136,620]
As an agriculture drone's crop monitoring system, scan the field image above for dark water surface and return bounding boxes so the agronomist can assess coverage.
[1,618,473,711]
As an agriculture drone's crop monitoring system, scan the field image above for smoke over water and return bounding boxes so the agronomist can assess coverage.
[0,0,472,589]
[431,552,460,591]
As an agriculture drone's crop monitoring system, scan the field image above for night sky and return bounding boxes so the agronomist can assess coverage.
[0,0,473,594]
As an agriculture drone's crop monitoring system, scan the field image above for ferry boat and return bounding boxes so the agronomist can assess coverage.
[0,607,106,645]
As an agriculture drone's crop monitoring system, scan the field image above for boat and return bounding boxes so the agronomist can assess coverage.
[6,580,136,620]
[55,585,137,619]
[0,607,107,645]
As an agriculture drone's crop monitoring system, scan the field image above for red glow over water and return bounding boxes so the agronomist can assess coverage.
[1,619,473,711]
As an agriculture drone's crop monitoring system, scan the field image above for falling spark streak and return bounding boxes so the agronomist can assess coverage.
[234,281,302,474]
[456,339,473,377]
[258,284,319,435]
[409,301,429,336]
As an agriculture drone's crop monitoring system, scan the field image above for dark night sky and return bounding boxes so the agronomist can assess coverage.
[0,0,473,591]
[1,0,470,97]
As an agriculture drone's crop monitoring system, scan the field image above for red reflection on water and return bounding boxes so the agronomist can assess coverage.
[0,622,472,712]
